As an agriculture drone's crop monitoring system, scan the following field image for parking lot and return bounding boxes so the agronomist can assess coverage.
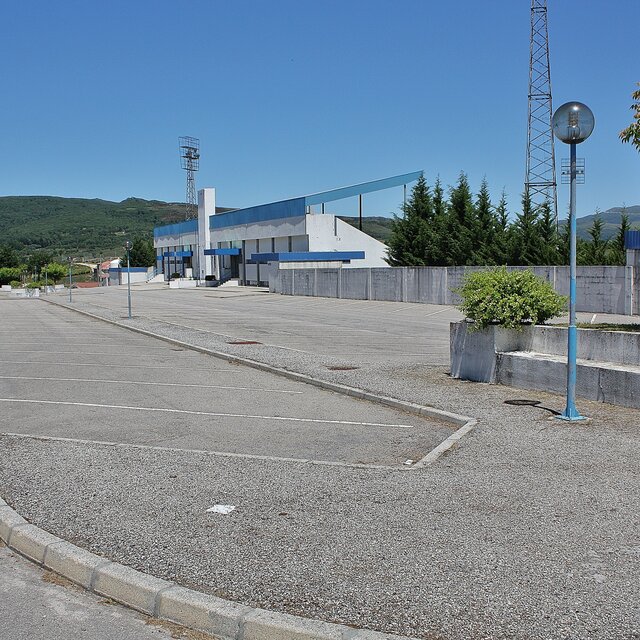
[64,284,462,366]
[0,299,452,466]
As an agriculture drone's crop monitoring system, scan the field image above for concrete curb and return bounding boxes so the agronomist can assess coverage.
[0,497,416,639]
[41,298,477,467]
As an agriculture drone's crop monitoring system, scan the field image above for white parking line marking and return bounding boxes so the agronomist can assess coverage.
[0,349,199,357]
[1,343,177,350]
[0,360,237,372]
[0,376,302,394]
[0,398,414,429]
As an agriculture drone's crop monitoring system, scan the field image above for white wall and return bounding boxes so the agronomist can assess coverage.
[305,214,388,267]
[198,188,215,279]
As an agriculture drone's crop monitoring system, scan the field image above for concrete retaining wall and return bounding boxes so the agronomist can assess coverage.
[273,265,639,315]
[450,321,640,410]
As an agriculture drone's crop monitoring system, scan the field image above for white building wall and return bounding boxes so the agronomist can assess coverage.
[197,188,215,279]
[305,214,388,267]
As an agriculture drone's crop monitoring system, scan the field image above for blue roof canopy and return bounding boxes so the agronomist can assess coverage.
[303,171,423,206]
[210,171,423,231]
[250,251,365,264]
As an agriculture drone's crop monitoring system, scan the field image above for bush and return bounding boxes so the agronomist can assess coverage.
[204,274,217,281]
[0,266,22,285]
[9,280,21,288]
[171,272,181,280]
[456,267,566,331]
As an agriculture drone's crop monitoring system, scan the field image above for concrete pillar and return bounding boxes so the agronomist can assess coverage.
[197,188,216,279]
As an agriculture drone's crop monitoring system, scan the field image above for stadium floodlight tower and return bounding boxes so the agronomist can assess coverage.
[178,136,200,220]
[525,0,558,223]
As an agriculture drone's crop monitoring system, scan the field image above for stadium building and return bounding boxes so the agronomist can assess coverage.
[153,171,422,286]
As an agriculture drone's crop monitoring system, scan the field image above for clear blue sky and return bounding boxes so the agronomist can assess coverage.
[2,0,638,221]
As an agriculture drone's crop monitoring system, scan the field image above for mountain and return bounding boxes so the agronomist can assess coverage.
[573,206,640,240]
[0,196,189,258]
[338,216,394,242]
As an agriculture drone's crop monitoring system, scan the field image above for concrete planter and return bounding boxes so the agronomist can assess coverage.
[450,322,533,383]
[450,321,640,409]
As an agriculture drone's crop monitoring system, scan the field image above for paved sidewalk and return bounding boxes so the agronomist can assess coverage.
[1,289,639,640]
[0,543,208,640]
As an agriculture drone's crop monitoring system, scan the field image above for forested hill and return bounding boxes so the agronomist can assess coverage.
[574,205,640,240]
[1,194,638,258]
[0,196,188,257]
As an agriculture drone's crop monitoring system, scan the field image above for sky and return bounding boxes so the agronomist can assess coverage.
[2,0,639,221]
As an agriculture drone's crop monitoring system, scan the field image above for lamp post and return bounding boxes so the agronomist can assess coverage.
[125,240,133,319]
[44,264,48,295]
[67,257,73,302]
[552,101,595,421]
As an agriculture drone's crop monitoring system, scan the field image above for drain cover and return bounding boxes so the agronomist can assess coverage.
[327,366,359,371]
[227,340,262,345]
[504,399,541,406]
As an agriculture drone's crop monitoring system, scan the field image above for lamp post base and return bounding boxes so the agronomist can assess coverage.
[556,406,587,421]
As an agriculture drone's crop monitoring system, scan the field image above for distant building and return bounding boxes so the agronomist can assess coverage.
[153,172,422,286]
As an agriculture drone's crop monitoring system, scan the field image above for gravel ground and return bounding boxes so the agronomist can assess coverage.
[1,295,639,639]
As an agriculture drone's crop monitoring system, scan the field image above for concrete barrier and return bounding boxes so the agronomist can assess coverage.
[273,265,640,315]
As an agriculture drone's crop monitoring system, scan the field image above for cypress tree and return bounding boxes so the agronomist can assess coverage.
[583,213,609,265]
[472,178,497,265]
[536,201,561,265]
[443,172,476,265]
[510,191,543,265]
[491,190,511,264]
[386,174,434,266]
[608,209,631,265]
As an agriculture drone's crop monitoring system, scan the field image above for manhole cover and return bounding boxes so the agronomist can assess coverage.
[504,399,541,406]
[327,366,359,371]
[227,340,262,345]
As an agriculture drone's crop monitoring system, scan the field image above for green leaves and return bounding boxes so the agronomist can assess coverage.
[456,267,566,331]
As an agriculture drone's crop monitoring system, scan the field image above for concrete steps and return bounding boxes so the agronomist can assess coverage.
[498,350,640,409]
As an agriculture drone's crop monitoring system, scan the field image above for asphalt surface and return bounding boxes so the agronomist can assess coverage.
[0,542,210,640]
[1,287,639,640]
[0,299,449,466]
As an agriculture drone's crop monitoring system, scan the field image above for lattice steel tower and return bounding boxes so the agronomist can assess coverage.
[526,0,557,221]
[179,136,200,220]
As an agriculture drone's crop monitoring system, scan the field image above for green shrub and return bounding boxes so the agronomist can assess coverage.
[0,267,22,285]
[456,267,566,331]
[171,272,181,279]
[9,280,21,288]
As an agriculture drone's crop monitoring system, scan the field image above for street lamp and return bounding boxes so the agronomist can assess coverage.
[43,264,48,294]
[67,256,74,302]
[124,240,133,319]
[552,101,595,421]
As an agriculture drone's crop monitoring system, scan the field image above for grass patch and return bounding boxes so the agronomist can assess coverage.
[576,323,640,332]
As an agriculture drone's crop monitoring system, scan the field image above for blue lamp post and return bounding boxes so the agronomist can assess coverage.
[552,101,595,421]
[124,240,133,319]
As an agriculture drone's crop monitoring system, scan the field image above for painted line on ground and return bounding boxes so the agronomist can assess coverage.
[0,349,199,357]
[42,298,477,465]
[0,398,415,429]
[0,376,303,394]
[1,432,407,470]
[0,343,180,350]
[0,360,237,372]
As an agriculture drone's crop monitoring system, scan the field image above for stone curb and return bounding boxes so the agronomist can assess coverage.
[0,498,416,640]
[42,298,476,466]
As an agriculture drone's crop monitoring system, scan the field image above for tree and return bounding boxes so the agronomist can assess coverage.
[386,175,434,266]
[27,250,54,275]
[583,213,609,265]
[44,262,67,284]
[608,209,631,265]
[471,178,497,265]
[0,245,20,268]
[121,236,156,267]
[509,191,543,265]
[536,201,561,265]
[490,190,511,265]
[619,83,640,152]
[440,172,476,266]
